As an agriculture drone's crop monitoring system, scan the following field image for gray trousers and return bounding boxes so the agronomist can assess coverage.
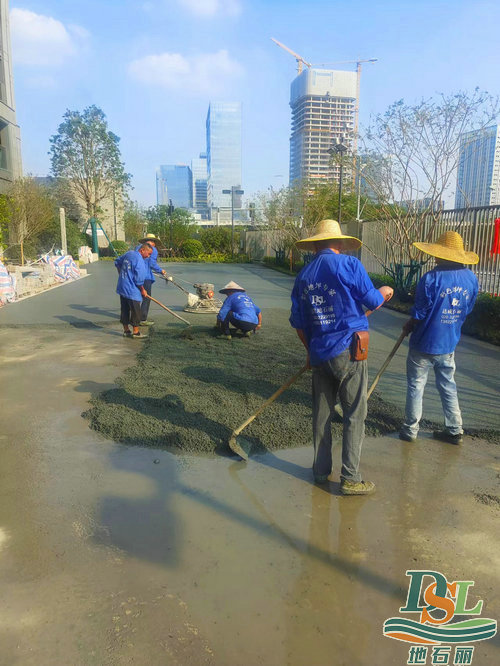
[312,351,368,483]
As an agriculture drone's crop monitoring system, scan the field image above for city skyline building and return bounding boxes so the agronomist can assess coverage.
[455,125,500,209]
[206,101,242,221]
[156,164,193,209]
[0,0,22,194]
[289,68,357,185]
[191,152,208,219]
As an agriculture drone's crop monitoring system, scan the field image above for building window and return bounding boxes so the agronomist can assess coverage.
[0,119,10,171]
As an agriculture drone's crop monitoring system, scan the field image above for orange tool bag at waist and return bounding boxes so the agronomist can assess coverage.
[350,331,369,361]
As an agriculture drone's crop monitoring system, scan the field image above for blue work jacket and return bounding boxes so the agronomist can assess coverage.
[290,249,383,366]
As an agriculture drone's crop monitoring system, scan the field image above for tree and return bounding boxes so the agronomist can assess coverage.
[144,205,195,254]
[361,90,499,294]
[200,227,231,254]
[7,177,55,264]
[0,194,9,250]
[49,105,131,221]
[124,200,146,243]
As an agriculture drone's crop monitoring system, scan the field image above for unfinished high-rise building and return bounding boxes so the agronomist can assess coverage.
[289,68,357,185]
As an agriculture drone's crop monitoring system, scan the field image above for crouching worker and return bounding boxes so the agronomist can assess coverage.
[216,281,262,339]
[115,243,153,339]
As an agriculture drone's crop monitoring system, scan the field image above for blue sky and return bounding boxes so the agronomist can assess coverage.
[10,0,500,207]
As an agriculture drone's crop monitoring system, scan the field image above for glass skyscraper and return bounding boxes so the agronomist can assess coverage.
[206,102,242,219]
[455,125,500,208]
[156,164,193,209]
[191,152,208,219]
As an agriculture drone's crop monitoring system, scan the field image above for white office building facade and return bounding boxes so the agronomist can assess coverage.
[455,125,500,209]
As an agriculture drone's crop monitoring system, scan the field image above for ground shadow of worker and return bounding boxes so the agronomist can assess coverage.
[89,388,233,453]
[283,491,374,665]
[70,303,121,320]
[93,446,181,568]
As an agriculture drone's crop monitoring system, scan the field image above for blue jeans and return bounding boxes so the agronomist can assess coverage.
[401,348,463,438]
[312,351,367,483]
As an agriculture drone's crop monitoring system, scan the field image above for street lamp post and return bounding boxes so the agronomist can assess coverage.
[328,138,348,224]
[222,186,244,256]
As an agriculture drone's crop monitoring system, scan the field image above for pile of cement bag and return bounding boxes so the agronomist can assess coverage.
[0,259,16,306]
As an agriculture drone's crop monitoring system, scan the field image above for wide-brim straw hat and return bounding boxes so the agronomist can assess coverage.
[219,281,245,294]
[295,219,361,251]
[413,231,479,265]
[139,233,164,248]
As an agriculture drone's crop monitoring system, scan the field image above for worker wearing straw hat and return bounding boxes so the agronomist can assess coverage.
[216,281,262,339]
[135,234,169,326]
[290,219,394,495]
[399,231,479,445]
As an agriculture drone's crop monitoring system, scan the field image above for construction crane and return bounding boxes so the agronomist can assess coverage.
[271,38,311,75]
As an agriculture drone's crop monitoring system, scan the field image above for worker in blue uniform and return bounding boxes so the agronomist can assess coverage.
[216,281,262,339]
[135,234,169,326]
[399,231,478,445]
[115,243,153,339]
[290,219,393,495]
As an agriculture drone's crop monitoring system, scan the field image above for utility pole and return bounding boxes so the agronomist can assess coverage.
[328,138,348,225]
[59,207,67,255]
[112,190,117,240]
[168,199,174,255]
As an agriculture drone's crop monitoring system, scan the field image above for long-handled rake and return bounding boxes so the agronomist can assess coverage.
[228,365,308,460]
[228,330,407,461]
[144,294,191,326]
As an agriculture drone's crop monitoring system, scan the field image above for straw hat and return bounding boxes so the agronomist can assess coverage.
[139,233,164,248]
[219,281,245,294]
[295,219,362,251]
[413,231,479,265]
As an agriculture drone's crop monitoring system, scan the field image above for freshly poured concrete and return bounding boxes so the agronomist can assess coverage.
[0,262,498,665]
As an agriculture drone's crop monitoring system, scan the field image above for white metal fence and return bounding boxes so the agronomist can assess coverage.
[359,205,500,294]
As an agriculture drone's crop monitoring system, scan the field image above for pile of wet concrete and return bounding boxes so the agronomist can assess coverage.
[85,309,411,455]
[84,309,497,454]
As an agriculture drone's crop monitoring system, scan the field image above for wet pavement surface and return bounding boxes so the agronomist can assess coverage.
[0,262,499,665]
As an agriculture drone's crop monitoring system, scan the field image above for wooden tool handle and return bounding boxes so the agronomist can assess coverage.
[145,294,191,326]
[233,365,308,437]
[159,274,190,295]
[367,331,406,399]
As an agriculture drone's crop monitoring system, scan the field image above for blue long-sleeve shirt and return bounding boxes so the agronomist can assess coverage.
[410,264,478,355]
[290,249,384,365]
[217,292,261,325]
[115,250,146,301]
[134,244,162,282]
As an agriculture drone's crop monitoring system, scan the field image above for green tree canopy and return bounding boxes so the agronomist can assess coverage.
[49,105,131,219]
[144,205,195,253]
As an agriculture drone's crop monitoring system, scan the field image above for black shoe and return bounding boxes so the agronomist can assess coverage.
[399,431,416,442]
[433,430,463,445]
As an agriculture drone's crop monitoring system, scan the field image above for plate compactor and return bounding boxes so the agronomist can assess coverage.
[160,275,223,314]
[183,282,223,314]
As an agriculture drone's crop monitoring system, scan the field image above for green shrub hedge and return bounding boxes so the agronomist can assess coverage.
[181,239,204,258]
[161,252,250,264]
[462,293,500,345]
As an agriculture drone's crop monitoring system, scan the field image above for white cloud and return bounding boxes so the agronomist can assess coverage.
[24,74,58,89]
[129,49,243,94]
[10,8,88,67]
[177,0,242,18]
